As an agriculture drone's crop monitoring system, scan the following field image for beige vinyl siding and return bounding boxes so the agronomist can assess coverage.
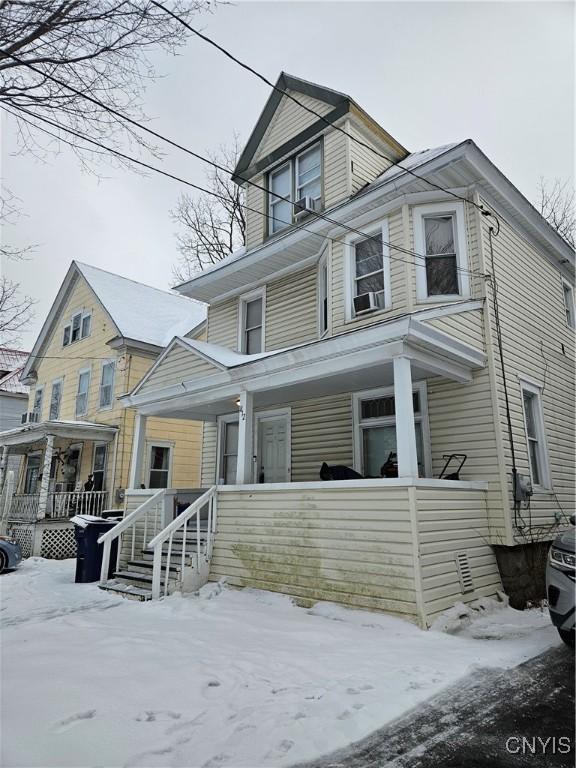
[479,206,575,536]
[210,486,419,620]
[331,208,408,335]
[323,128,349,208]
[265,266,318,350]
[416,486,502,623]
[201,422,218,485]
[207,298,238,349]
[290,394,352,481]
[254,91,333,162]
[245,175,265,250]
[424,308,485,349]
[137,345,218,395]
[349,122,392,194]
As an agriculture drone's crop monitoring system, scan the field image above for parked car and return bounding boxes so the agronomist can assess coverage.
[0,535,22,573]
[546,518,576,647]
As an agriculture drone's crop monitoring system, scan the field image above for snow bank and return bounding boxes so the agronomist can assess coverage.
[1,559,559,768]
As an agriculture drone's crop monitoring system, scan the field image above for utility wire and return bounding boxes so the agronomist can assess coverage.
[2,50,484,279]
[3,103,484,281]
[151,0,498,223]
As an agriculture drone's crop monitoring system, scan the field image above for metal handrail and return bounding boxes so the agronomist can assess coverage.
[149,486,217,599]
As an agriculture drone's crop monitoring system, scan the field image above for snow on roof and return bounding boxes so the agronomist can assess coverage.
[0,348,28,374]
[76,262,206,348]
[0,367,28,395]
[367,142,460,190]
[176,336,299,368]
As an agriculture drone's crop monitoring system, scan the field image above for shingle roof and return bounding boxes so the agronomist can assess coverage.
[0,348,28,375]
[0,367,28,395]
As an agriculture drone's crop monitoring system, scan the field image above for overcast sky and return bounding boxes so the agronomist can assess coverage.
[2,1,574,351]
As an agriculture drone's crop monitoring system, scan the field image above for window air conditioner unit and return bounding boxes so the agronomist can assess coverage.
[353,292,378,315]
[293,196,320,222]
[21,412,39,424]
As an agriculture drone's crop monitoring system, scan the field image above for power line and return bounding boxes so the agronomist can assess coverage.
[151,0,497,222]
[2,50,484,279]
[3,103,484,281]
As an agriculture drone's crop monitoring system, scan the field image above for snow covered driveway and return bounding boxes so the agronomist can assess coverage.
[1,559,560,768]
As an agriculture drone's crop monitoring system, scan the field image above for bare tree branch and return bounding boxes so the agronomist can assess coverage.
[537,177,575,248]
[172,136,246,282]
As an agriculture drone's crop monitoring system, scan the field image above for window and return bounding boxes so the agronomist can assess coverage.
[562,280,575,329]
[520,381,550,489]
[24,454,41,494]
[49,379,63,420]
[92,444,107,491]
[32,387,43,420]
[268,142,322,235]
[240,290,265,354]
[148,445,171,488]
[345,220,391,320]
[353,384,430,477]
[99,360,115,409]
[319,252,329,336]
[414,202,469,301]
[64,311,91,346]
[218,417,239,485]
[71,313,82,343]
[81,313,91,339]
[75,369,91,417]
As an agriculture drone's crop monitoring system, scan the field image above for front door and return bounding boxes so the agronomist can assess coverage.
[256,412,290,484]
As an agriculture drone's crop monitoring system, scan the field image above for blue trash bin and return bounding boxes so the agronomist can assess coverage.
[73,517,119,583]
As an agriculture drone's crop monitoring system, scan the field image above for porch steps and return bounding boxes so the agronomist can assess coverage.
[98,580,153,601]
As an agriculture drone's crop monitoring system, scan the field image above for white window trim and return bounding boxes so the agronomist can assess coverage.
[49,378,63,421]
[75,367,91,418]
[352,381,432,477]
[317,247,330,338]
[92,442,108,491]
[216,413,240,485]
[145,440,174,489]
[344,218,392,322]
[413,201,470,303]
[99,359,116,411]
[254,407,292,484]
[32,386,44,420]
[519,379,551,492]
[238,287,266,354]
[267,141,323,236]
[561,278,575,330]
[67,309,92,345]
[295,143,322,203]
[81,311,92,339]
[62,324,71,347]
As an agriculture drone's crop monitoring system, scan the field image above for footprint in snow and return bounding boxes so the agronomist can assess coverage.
[136,710,181,723]
[346,684,374,695]
[202,753,231,768]
[54,710,96,732]
[264,740,294,760]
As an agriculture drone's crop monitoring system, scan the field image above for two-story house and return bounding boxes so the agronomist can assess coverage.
[0,261,205,559]
[101,74,574,626]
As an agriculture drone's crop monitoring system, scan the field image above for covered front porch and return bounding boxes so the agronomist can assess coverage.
[0,420,118,557]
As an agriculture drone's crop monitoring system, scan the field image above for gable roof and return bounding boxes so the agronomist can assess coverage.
[22,262,206,382]
[232,72,408,184]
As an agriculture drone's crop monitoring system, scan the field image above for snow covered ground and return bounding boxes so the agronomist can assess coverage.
[1,558,559,768]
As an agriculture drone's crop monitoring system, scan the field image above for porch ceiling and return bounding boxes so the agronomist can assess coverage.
[123,316,486,421]
[0,420,118,450]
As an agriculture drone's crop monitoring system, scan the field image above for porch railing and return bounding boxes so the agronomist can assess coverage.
[148,486,217,599]
[6,490,110,522]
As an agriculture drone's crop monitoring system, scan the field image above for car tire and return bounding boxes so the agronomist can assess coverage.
[558,628,575,648]
[0,551,6,574]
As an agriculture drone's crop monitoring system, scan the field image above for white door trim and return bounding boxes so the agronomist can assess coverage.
[254,407,292,484]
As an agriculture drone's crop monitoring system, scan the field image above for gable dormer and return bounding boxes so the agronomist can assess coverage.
[233,73,409,250]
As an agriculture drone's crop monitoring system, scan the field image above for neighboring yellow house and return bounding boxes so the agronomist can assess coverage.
[0,261,205,558]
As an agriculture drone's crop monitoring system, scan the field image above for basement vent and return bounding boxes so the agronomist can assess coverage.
[455,551,474,593]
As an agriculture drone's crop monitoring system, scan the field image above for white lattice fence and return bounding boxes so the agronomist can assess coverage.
[9,525,34,558]
[40,527,76,559]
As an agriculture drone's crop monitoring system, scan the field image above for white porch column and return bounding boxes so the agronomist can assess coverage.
[0,445,10,490]
[236,391,254,484]
[393,357,419,478]
[128,413,147,489]
[37,434,54,520]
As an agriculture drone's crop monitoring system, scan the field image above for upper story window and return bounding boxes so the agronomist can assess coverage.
[345,219,391,321]
[99,360,116,409]
[562,280,575,329]
[75,368,91,418]
[520,380,550,490]
[318,251,329,337]
[63,310,91,347]
[268,142,322,235]
[32,386,43,421]
[239,289,265,354]
[49,379,63,420]
[414,202,470,302]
